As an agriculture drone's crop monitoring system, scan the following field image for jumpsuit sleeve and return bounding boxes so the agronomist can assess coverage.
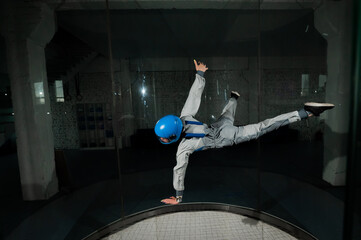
[180,74,206,118]
[173,146,193,195]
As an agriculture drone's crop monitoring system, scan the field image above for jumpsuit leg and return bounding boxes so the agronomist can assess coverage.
[211,98,238,128]
[215,110,302,147]
[232,111,302,144]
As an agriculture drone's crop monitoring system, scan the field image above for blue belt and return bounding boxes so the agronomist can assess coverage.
[184,120,205,138]
[185,120,203,125]
[185,133,205,138]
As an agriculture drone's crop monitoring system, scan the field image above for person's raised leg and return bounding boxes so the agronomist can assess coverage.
[211,91,240,128]
[232,102,334,144]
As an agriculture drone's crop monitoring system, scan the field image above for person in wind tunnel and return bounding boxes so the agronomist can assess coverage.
[155,59,335,205]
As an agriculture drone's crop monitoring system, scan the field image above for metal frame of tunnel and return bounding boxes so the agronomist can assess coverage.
[81,203,317,240]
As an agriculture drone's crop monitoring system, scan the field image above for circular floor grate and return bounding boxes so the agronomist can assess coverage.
[83,203,317,240]
[102,211,297,240]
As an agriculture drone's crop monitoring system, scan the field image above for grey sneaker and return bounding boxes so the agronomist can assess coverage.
[231,91,240,100]
[304,102,335,116]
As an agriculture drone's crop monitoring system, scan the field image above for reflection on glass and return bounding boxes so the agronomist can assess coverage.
[318,74,327,92]
[34,82,45,104]
[76,103,113,148]
[55,80,64,102]
[301,74,309,96]
[141,86,146,97]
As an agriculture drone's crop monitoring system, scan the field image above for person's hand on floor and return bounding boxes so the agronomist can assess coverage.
[161,196,179,205]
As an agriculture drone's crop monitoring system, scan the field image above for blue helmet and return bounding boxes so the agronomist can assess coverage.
[154,115,183,144]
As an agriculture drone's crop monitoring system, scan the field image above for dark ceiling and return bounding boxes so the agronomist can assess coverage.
[1,8,327,82]
[57,9,326,58]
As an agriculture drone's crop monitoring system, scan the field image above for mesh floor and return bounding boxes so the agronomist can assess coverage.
[102,211,298,240]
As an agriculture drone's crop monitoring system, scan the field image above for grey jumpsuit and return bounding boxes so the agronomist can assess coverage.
[173,73,306,197]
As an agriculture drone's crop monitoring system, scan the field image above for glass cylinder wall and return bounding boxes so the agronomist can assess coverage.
[0,1,359,240]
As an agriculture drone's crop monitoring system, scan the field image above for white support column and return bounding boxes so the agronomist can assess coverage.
[0,2,58,200]
[315,1,352,186]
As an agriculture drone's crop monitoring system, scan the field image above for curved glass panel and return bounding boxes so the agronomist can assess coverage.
[112,3,261,216]
[0,1,122,239]
[0,1,359,240]
[346,2,361,239]
[259,1,353,240]
[108,2,263,239]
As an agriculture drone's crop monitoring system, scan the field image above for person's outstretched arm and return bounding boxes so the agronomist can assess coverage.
[161,136,203,205]
[180,60,208,118]
[161,146,192,205]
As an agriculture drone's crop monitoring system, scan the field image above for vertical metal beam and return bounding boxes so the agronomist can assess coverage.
[344,0,361,239]
[105,0,125,220]
[256,0,262,212]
